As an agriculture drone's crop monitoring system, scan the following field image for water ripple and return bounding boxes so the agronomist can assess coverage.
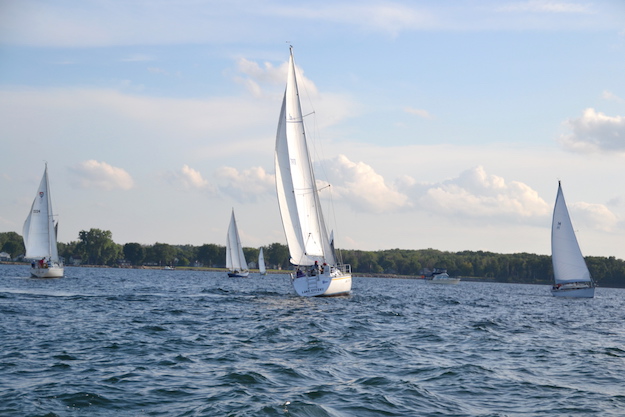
[1,265,625,416]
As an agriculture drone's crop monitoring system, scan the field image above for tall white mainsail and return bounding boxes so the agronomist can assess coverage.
[275,48,335,267]
[225,209,248,276]
[551,181,593,297]
[23,164,63,278]
[274,47,351,297]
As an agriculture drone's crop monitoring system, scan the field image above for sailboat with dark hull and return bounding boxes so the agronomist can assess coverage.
[274,47,352,297]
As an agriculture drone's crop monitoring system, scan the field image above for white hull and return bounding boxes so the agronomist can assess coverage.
[30,265,64,278]
[551,284,594,298]
[292,269,351,297]
[228,271,249,278]
[426,277,460,285]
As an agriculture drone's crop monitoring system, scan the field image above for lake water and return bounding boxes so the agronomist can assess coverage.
[1,265,624,416]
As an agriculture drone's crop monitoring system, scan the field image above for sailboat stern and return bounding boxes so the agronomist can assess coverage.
[551,281,595,298]
[291,264,352,297]
[30,264,64,278]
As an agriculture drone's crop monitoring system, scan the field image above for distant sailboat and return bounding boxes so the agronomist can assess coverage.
[258,247,267,276]
[225,209,249,277]
[551,181,594,298]
[274,47,352,297]
[23,164,64,278]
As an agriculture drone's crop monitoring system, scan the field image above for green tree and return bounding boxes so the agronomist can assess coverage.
[123,243,145,266]
[0,231,25,258]
[58,241,79,263]
[77,229,122,266]
[265,242,290,269]
[197,244,223,267]
[147,243,176,266]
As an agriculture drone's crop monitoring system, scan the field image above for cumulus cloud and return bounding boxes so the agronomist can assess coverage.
[215,166,274,203]
[320,154,410,213]
[234,57,318,99]
[570,201,619,232]
[166,165,216,193]
[602,90,624,103]
[558,108,625,153]
[416,166,550,223]
[70,160,134,190]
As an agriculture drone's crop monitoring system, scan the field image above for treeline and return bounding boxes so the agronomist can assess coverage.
[2,230,625,287]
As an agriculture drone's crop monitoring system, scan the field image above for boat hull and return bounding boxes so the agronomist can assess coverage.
[551,286,594,298]
[292,271,351,297]
[228,271,249,278]
[426,278,460,285]
[30,265,64,278]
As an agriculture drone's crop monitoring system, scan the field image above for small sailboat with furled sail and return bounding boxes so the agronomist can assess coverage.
[274,47,352,297]
[225,209,249,277]
[551,181,595,298]
[23,164,64,278]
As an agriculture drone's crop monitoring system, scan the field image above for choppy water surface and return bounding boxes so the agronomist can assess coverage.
[1,265,624,416]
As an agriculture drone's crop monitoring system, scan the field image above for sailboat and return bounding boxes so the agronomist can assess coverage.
[550,181,595,298]
[23,164,64,278]
[258,247,267,276]
[274,47,352,297]
[225,209,249,277]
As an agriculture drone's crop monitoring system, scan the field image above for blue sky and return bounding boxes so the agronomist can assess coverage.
[1,0,625,259]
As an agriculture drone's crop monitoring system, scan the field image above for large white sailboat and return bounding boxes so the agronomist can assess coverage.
[551,181,594,298]
[225,209,249,278]
[23,164,64,278]
[274,47,352,297]
[258,248,267,276]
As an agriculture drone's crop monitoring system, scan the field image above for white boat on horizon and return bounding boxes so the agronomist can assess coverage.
[274,47,352,297]
[425,270,460,285]
[23,164,64,278]
[550,181,595,298]
[225,209,249,278]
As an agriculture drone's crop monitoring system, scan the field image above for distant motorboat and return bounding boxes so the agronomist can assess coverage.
[225,209,249,278]
[550,181,595,298]
[425,271,460,285]
[23,164,64,278]
[274,47,351,297]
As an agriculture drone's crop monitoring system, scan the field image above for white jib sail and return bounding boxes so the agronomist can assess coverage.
[551,182,591,284]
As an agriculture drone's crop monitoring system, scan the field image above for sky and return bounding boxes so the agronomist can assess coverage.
[1,0,625,260]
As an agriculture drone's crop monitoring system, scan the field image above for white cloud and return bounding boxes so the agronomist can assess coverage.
[404,107,433,119]
[570,201,619,233]
[165,165,216,193]
[602,90,624,103]
[268,3,434,36]
[497,1,592,14]
[320,154,410,213]
[415,166,550,223]
[215,166,275,203]
[70,160,134,190]
[558,108,625,153]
